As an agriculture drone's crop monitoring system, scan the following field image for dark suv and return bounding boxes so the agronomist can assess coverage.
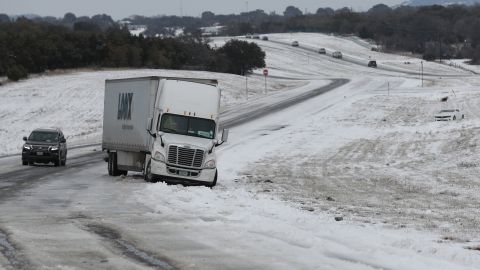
[22,128,67,166]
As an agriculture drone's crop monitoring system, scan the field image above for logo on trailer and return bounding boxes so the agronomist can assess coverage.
[118,93,133,120]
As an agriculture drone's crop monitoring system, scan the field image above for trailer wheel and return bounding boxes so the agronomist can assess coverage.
[108,152,122,176]
[107,153,113,175]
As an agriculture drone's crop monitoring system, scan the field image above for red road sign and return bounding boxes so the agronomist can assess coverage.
[263,69,268,76]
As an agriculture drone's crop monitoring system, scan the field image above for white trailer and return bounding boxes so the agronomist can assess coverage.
[102,76,228,186]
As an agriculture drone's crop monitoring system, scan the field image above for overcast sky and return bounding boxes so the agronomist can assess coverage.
[1,0,405,19]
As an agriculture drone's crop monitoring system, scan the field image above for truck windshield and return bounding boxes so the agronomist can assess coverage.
[28,131,58,142]
[160,114,216,139]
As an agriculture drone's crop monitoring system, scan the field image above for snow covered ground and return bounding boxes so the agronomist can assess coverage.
[216,33,470,78]
[448,59,480,74]
[1,32,480,268]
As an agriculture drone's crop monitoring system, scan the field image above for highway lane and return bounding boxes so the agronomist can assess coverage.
[257,38,474,77]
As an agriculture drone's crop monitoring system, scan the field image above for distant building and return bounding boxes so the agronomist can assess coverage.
[200,23,225,36]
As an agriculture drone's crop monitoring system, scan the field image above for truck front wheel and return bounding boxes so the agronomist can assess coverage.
[144,160,154,182]
[206,170,218,188]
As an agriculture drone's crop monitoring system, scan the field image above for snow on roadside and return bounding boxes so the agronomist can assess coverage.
[448,59,480,74]
[0,69,303,156]
[136,182,479,270]
[135,73,480,269]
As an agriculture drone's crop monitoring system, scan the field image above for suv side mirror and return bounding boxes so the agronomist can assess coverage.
[221,129,229,143]
[60,138,66,143]
[23,136,27,141]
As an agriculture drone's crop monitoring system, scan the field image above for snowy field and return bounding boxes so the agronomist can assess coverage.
[448,59,480,74]
[1,32,480,269]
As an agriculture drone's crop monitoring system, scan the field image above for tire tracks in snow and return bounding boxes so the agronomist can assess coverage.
[0,228,32,270]
[81,222,177,270]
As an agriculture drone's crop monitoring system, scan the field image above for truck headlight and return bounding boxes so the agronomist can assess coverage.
[153,151,165,162]
[23,144,32,150]
[204,159,216,169]
[50,146,59,152]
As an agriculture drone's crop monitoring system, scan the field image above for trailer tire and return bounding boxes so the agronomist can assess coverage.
[108,152,122,176]
[107,153,113,175]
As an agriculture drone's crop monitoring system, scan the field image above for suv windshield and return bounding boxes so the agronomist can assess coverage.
[29,131,58,142]
[160,114,216,139]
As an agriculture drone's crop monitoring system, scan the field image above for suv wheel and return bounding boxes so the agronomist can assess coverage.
[22,161,28,166]
[54,154,61,167]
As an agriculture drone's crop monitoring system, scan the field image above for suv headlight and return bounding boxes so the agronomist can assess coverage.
[50,146,59,152]
[204,159,216,169]
[153,151,165,162]
[23,144,32,150]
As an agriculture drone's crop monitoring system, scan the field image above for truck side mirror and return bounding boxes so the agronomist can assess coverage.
[221,129,229,143]
[147,117,153,131]
[23,136,27,141]
[60,138,66,143]
[146,118,157,138]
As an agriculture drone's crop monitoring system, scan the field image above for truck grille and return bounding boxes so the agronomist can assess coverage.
[168,145,204,168]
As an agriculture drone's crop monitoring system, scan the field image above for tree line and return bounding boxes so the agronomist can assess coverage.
[3,3,480,82]
[0,16,265,81]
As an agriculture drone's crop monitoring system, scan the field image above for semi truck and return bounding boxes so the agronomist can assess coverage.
[102,76,228,187]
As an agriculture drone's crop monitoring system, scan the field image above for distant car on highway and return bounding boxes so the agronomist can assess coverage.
[291,40,299,47]
[318,48,326,54]
[368,60,377,68]
[22,128,67,166]
[262,36,269,41]
[332,51,343,59]
[245,34,252,39]
[252,34,260,39]
[434,109,464,121]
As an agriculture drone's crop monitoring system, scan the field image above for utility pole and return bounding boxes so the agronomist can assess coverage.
[264,74,267,94]
[421,61,424,87]
[245,75,248,100]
